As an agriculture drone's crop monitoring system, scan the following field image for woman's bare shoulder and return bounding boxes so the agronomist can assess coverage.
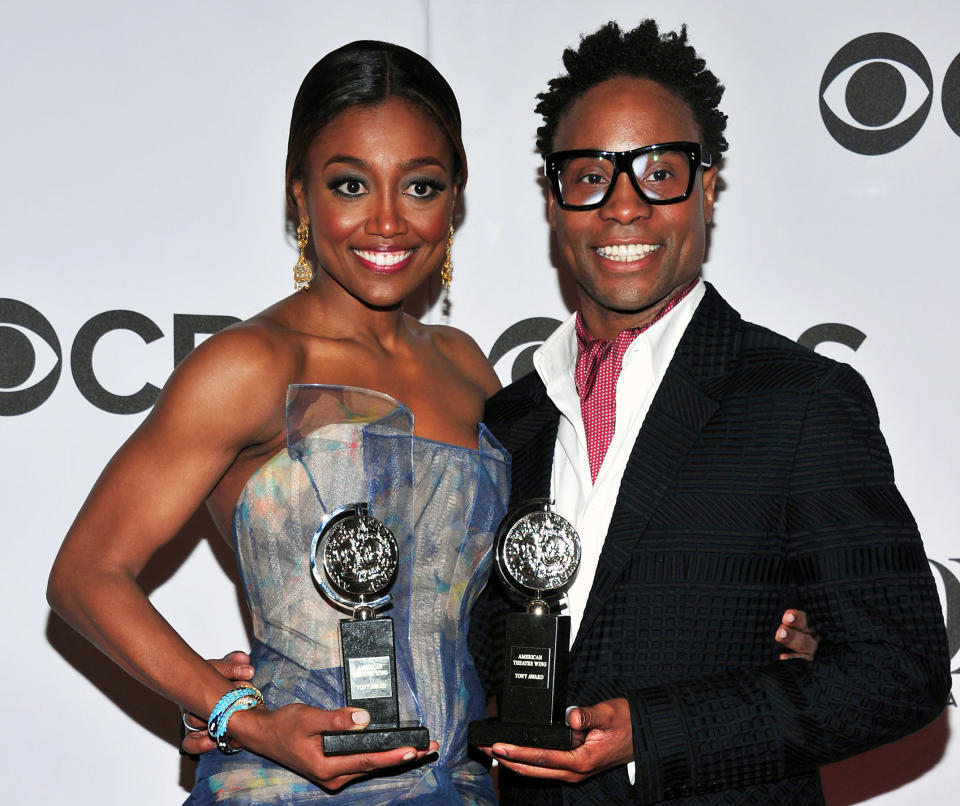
[146,310,306,445]
[183,319,295,382]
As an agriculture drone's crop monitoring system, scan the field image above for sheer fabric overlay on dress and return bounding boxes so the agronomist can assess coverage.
[187,385,510,804]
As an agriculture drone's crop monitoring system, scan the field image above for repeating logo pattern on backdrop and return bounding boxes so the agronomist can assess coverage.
[0,299,237,415]
[0,301,868,414]
[821,32,960,153]
[488,318,867,382]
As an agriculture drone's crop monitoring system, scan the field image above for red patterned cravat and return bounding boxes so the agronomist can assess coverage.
[574,280,699,482]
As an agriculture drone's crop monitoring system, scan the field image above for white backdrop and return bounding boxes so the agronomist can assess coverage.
[2,1,957,803]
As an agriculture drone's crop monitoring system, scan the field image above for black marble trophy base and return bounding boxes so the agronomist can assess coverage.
[322,724,431,755]
[322,615,430,755]
[469,611,575,749]
[468,717,575,750]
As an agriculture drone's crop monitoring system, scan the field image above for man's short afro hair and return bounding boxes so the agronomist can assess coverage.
[535,20,728,164]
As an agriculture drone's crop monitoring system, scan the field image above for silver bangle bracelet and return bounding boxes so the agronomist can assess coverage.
[182,710,206,734]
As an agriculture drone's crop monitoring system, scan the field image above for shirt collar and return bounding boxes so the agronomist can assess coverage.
[535,277,706,389]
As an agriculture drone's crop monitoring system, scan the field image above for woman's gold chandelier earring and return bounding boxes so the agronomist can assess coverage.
[293,220,313,292]
[441,224,454,290]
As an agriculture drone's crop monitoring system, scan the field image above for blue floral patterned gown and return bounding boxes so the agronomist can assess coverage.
[186,386,510,805]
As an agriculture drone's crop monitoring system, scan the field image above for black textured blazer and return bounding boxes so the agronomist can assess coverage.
[469,284,950,805]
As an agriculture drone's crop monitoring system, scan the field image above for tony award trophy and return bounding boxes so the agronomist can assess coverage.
[469,499,582,749]
[310,502,430,755]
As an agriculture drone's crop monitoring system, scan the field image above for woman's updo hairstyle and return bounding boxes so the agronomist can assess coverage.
[285,40,467,222]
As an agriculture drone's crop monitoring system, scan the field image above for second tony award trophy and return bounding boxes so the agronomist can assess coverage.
[310,502,430,755]
[469,499,582,749]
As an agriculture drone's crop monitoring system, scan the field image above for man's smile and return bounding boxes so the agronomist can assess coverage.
[594,243,662,262]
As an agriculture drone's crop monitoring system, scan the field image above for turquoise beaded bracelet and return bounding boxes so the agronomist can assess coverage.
[207,685,257,735]
[207,684,264,754]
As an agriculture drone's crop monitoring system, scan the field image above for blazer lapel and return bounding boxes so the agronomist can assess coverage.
[485,374,561,503]
[573,285,739,650]
[508,397,560,503]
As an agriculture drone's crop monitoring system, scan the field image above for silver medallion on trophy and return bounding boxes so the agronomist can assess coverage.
[310,502,429,754]
[469,499,582,749]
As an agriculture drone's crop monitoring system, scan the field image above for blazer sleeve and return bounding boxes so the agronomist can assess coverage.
[625,362,951,802]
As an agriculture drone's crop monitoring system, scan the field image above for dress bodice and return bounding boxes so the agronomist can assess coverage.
[188,386,510,805]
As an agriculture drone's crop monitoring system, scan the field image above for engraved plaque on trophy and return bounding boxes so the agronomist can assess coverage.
[469,499,582,749]
[310,502,430,755]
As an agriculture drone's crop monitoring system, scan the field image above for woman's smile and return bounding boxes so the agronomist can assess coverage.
[351,247,416,273]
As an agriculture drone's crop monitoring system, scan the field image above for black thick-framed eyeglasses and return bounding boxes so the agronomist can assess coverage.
[543,141,713,211]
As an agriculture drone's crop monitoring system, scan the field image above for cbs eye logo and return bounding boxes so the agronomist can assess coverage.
[0,299,63,416]
[820,32,960,154]
[487,317,561,382]
[929,558,960,674]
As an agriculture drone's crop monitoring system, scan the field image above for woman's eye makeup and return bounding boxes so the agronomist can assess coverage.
[324,172,448,201]
[327,174,369,198]
[403,176,447,199]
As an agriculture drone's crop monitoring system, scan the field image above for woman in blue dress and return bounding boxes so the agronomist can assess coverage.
[48,40,508,804]
[47,40,816,804]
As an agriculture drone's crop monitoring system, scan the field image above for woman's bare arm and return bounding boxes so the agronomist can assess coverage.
[48,327,283,710]
[47,326,433,787]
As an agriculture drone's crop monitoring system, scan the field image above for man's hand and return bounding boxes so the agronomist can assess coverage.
[776,609,820,660]
[480,697,633,783]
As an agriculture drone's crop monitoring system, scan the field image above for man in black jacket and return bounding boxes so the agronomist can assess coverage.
[469,19,950,805]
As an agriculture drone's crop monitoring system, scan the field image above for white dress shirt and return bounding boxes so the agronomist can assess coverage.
[533,279,705,644]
